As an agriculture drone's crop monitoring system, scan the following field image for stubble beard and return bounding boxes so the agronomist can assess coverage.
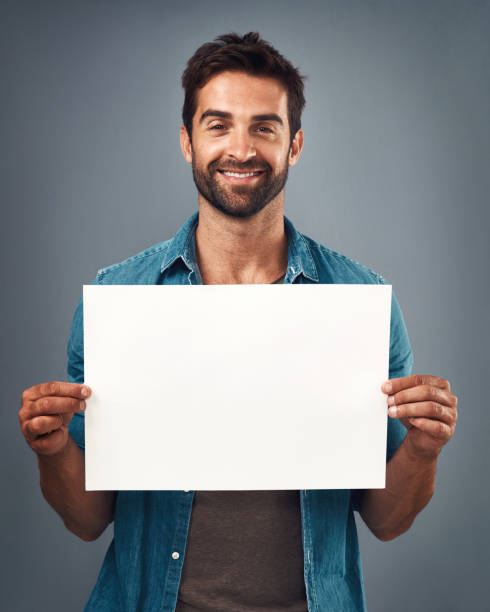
[191,155,289,219]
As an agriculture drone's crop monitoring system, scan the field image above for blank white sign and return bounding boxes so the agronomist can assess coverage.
[83,284,392,491]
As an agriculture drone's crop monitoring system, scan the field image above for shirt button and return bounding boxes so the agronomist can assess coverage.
[171,551,180,560]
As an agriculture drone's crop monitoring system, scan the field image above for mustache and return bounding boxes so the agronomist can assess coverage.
[208,160,271,173]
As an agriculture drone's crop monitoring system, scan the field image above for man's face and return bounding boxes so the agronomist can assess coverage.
[180,71,302,218]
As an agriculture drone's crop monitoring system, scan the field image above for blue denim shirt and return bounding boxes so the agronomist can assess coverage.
[67,212,413,612]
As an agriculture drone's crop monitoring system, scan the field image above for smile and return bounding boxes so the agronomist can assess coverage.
[217,170,264,180]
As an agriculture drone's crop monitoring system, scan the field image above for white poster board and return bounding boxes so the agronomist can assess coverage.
[83,284,391,491]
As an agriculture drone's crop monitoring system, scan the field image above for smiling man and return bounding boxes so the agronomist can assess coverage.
[19,33,457,611]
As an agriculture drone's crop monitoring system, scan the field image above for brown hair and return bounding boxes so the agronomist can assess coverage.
[181,32,306,145]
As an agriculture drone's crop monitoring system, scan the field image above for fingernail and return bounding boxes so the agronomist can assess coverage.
[383,382,392,393]
[388,395,395,405]
[388,407,397,417]
[81,387,89,397]
[79,401,86,411]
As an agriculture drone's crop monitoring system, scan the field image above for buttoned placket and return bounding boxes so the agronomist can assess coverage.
[161,491,195,612]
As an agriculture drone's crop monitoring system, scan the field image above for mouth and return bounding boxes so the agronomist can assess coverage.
[217,169,265,183]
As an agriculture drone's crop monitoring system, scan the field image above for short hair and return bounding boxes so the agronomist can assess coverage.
[181,32,306,145]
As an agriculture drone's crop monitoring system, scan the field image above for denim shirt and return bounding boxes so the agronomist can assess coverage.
[67,212,413,612]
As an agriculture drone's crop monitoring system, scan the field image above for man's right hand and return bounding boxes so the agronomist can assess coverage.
[19,382,91,456]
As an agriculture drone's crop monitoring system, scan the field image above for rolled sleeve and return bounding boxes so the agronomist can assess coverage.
[386,286,413,461]
[66,294,86,451]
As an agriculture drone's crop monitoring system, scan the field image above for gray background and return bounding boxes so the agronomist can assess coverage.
[1,0,489,610]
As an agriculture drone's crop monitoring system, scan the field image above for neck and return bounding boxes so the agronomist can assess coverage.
[195,193,288,284]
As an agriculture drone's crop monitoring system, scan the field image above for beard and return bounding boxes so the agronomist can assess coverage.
[191,154,289,219]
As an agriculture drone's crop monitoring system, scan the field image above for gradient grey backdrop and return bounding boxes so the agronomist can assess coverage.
[2,1,489,610]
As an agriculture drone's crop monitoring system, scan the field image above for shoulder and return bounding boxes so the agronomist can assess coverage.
[94,239,172,285]
[300,232,386,285]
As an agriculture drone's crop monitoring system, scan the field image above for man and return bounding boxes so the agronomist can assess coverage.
[19,32,457,611]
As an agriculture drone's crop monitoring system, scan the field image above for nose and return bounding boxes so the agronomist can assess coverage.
[226,126,256,163]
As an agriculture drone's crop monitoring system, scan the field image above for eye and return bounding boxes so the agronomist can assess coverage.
[209,123,226,130]
[256,126,273,133]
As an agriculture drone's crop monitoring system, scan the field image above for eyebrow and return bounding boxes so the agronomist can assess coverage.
[251,113,283,125]
[199,109,283,126]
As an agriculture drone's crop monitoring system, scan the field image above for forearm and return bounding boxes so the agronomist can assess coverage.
[37,434,116,541]
[359,438,439,541]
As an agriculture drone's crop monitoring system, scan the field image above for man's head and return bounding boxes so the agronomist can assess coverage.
[180,32,306,218]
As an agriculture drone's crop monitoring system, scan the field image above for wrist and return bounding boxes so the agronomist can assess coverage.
[402,437,441,466]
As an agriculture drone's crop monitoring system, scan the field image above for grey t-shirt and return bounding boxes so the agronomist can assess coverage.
[175,490,308,611]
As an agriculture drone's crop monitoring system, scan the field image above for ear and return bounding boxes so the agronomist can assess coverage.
[288,129,304,167]
[180,125,193,164]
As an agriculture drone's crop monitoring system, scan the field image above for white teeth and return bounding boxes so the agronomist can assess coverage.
[222,171,259,178]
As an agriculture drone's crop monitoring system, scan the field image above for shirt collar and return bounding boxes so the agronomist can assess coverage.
[284,216,319,283]
[160,212,318,283]
[160,212,199,275]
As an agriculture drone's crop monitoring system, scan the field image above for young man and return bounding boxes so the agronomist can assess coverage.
[19,33,457,611]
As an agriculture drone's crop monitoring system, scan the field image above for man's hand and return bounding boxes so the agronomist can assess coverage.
[19,381,91,456]
[20,381,114,540]
[359,375,457,540]
[382,375,458,460]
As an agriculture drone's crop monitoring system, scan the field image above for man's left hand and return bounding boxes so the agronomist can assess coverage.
[382,375,458,460]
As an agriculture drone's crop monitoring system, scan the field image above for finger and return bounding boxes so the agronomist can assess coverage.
[408,417,453,441]
[388,401,456,425]
[59,411,74,427]
[21,397,86,421]
[22,382,91,402]
[387,385,457,409]
[23,415,65,441]
[382,375,450,395]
